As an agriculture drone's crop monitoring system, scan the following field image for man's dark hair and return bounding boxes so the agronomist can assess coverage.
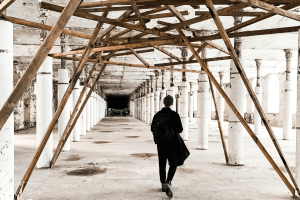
[164,95,173,107]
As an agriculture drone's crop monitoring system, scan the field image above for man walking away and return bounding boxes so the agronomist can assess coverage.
[151,95,190,198]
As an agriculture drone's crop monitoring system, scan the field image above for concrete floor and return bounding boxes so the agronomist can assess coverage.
[14,117,298,200]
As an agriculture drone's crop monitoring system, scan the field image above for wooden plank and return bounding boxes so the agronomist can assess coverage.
[208,78,229,164]
[11,0,88,198]
[177,25,297,197]
[129,48,149,66]
[154,56,231,66]
[125,11,189,21]
[49,38,182,57]
[40,2,177,39]
[0,0,15,14]
[205,0,299,195]
[77,5,158,12]
[131,1,146,26]
[196,11,266,16]
[229,0,300,22]
[153,45,183,62]
[166,5,187,22]
[189,42,208,60]
[157,20,199,32]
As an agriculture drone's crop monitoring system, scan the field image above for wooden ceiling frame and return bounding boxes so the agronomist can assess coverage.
[0,0,299,198]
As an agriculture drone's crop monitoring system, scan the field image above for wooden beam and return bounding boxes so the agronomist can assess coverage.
[49,38,182,57]
[97,60,206,74]
[131,1,146,26]
[11,1,91,197]
[196,11,266,16]
[125,11,189,21]
[154,56,231,66]
[208,78,229,164]
[110,49,154,57]
[189,42,208,60]
[40,2,177,39]
[205,0,299,195]
[77,5,158,12]
[129,48,149,66]
[229,0,300,22]
[157,20,199,32]
[166,5,187,22]
[177,24,297,197]
[153,45,183,62]
[0,0,15,14]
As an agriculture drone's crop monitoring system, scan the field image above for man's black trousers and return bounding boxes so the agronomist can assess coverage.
[157,140,177,184]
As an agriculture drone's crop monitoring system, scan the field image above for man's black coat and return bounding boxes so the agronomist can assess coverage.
[151,107,190,166]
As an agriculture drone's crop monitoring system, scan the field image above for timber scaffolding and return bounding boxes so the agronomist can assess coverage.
[0,0,300,199]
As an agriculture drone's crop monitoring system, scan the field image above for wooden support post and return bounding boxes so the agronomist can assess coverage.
[176,26,296,196]
[0,0,82,131]
[14,15,106,198]
[131,1,145,26]
[208,78,229,164]
[0,0,15,14]
[205,0,299,195]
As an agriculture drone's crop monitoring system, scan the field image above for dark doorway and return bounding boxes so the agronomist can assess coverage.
[107,95,129,109]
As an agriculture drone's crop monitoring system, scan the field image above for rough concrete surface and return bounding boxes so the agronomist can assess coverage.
[15,117,297,200]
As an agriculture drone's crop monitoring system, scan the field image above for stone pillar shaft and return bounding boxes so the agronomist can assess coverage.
[217,72,224,125]
[254,60,262,135]
[36,57,53,168]
[80,84,87,135]
[283,50,293,140]
[0,20,14,199]
[72,81,81,141]
[86,87,91,131]
[189,82,193,122]
[296,30,300,185]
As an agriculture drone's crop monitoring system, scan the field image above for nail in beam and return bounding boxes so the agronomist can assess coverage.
[177,22,296,196]
[204,0,299,195]
[0,0,83,131]
[14,16,105,197]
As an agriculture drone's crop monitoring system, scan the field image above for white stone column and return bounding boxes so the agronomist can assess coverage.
[72,81,81,141]
[197,72,209,149]
[90,91,94,128]
[295,30,300,185]
[217,72,225,126]
[0,20,14,199]
[283,50,293,140]
[80,84,87,135]
[86,87,91,131]
[177,87,181,114]
[146,80,150,124]
[254,60,262,135]
[58,69,71,151]
[180,47,189,140]
[189,82,194,122]
[228,17,245,165]
[36,57,53,168]
[149,75,155,123]
[154,71,160,113]
[93,91,96,126]
[160,70,166,109]
[168,86,176,110]
[143,96,146,122]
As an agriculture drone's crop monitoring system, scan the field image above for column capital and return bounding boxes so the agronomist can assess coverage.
[255,59,262,68]
[189,82,193,90]
[284,49,293,59]
[180,47,188,61]
[218,71,224,78]
[168,58,175,63]
[233,16,243,25]
[154,70,159,78]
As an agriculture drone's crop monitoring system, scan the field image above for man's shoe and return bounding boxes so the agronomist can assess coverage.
[162,182,169,192]
[165,187,173,198]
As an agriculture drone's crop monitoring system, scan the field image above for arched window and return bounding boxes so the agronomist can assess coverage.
[267,74,279,113]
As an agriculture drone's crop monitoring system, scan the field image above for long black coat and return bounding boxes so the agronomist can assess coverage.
[151,107,190,166]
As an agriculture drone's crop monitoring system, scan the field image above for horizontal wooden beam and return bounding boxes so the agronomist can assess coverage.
[77,5,159,12]
[154,56,232,66]
[229,0,300,22]
[40,2,177,39]
[125,11,189,21]
[0,0,15,14]
[78,0,294,8]
[195,11,266,16]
